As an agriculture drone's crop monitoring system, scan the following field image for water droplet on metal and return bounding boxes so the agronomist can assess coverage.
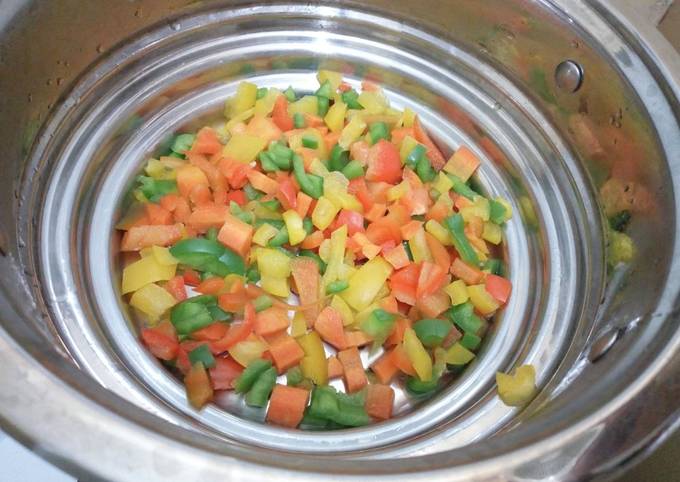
[171,22,181,31]
[492,102,502,111]
[555,60,583,93]
[588,329,621,363]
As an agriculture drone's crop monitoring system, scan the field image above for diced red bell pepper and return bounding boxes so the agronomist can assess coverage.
[485,274,512,304]
[192,322,230,342]
[276,176,298,210]
[182,268,202,287]
[271,95,294,131]
[165,275,187,301]
[413,116,446,170]
[209,357,244,390]
[365,140,402,184]
[389,262,421,306]
[224,189,247,206]
[141,322,179,361]
[416,261,448,298]
[190,127,223,155]
[333,209,365,236]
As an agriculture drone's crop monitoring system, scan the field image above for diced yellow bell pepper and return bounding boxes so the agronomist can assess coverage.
[408,228,433,263]
[337,262,356,280]
[357,90,388,114]
[144,158,178,180]
[122,256,177,294]
[282,209,306,246]
[446,342,475,365]
[253,88,281,116]
[223,274,245,293]
[225,108,255,133]
[324,100,347,133]
[323,172,362,212]
[298,332,328,385]
[519,195,537,228]
[322,226,348,287]
[252,223,279,247]
[289,128,327,161]
[444,279,469,306]
[402,107,416,128]
[288,95,318,116]
[228,337,268,368]
[403,327,433,382]
[256,248,292,278]
[340,256,393,311]
[331,295,354,326]
[432,171,454,195]
[260,275,290,298]
[467,284,500,315]
[290,312,307,338]
[338,115,367,150]
[494,197,513,222]
[248,201,282,220]
[317,70,343,90]
[148,246,178,266]
[129,283,177,322]
[386,180,410,202]
[609,230,635,265]
[482,222,502,245]
[318,239,331,263]
[312,196,340,231]
[496,365,536,407]
[399,135,420,163]
[425,219,453,246]
[461,196,490,222]
[225,81,258,118]
[222,133,267,164]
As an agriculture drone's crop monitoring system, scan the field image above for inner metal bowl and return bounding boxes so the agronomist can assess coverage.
[0,1,679,480]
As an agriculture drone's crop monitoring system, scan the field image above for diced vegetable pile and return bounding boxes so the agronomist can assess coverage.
[117,70,514,429]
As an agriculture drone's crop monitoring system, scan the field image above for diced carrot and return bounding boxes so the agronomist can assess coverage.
[455,195,473,210]
[485,274,512,304]
[344,330,373,348]
[467,215,484,238]
[364,203,387,222]
[165,275,187,301]
[266,384,309,428]
[303,113,324,127]
[247,170,278,195]
[365,384,395,420]
[300,230,324,249]
[388,345,416,376]
[416,290,450,318]
[254,307,290,337]
[413,116,446,170]
[450,257,484,285]
[295,191,313,218]
[379,295,399,314]
[314,307,347,350]
[145,203,173,225]
[187,152,228,198]
[189,183,213,207]
[217,290,249,313]
[400,220,423,241]
[384,318,411,347]
[182,268,201,287]
[291,257,320,326]
[338,347,368,393]
[416,261,448,298]
[185,362,213,409]
[383,244,410,270]
[217,213,254,258]
[189,127,222,155]
[210,303,256,353]
[209,357,244,390]
[268,334,305,373]
[245,115,282,144]
[192,322,230,342]
[120,223,184,251]
[195,277,226,295]
[271,95,294,131]
[445,145,481,182]
[176,165,210,199]
[276,176,298,210]
[371,354,399,384]
[186,204,229,232]
[327,355,344,379]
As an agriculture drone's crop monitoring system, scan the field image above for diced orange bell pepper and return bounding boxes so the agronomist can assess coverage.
[450,257,484,285]
[217,213,254,258]
[371,353,399,384]
[314,306,347,350]
[120,224,184,251]
[268,334,305,373]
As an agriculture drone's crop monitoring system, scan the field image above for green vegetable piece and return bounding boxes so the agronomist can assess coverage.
[413,318,452,348]
[329,144,350,171]
[170,239,246,276]
[402,241,414,261]
[207,306,232,322]
[406,375,440,394]
[286,366,304,386]
[333,390,370,427]
[416,156,436,183]
[317,96,330,117]
[483,258,504,276]
[361,308,397,346]
[293,112,305,129]
[369,122,389,145]
[302,217,314,234]
[460,332,481,351]
[243,183,263,201]
[302,134,319,149]
[253,295,273,312]
[299,412,331,430]
[326,279,349,294]
[405,144,427,169]
[185,294,218,305]
[259,151,279,172]
[170,238,225,257]
[170,133,195,155]
[609,210,631,232]
[341,160,364,180]
[254,219,285,230]
[446,302,486,335]
[188,345,216,368]
[489,199,508,224]
[205,227,218,242]
[170,301,213,335]
[284,86,297,102]
[230,201,254,224]
[246,265,261,283]
[308,386,339,420]
[293,154,324,199]
[315,80,333,99]
[136,176,178,203]
[447,173,478,200]
[268,227,289,247]
[269,142,294,160]
[341,89,363,109]
[256,87,268,100]
[245,366,277,407]
[443,214,480,266]
[234,359,273,394]
[259,199,281,212]
[299,250,327,274]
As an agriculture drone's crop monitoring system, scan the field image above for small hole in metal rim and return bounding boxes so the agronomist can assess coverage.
[555,60,584,93]
[588,328,621,363]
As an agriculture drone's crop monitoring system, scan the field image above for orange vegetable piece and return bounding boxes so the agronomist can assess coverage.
[209,357,244,390]
[189,127,222,156]
[165,275,187,301]
[365,384,395,420]
[271,95,294,131]
[413,116,446,170]
[295,191,313,218]
[388,345,416,376]
[324,131,341,151]
[219,158,252,189]
[303,113,324,127]
[246,170,279,195]
[176,165,209,199]
[266,384,309,428]
[446,145,481,182]
[344,330,373,348]
[383,244,410,270]
[384,318,411,347]
[450,257,484,285]
[186,204,229,233]
[485,274,512,304]
[268,334,305,373]
[327,355,344,379]
[291,257,321,326]
[416,261,448,298]
[141,321,179,361]
[245,115,282,144]
[425,232,452,272]
[217,213,254,258]
[120,223,184,251]
[184,362,213,409]
[338,347,368,394]
[379,295,399,314]
[276,175,298,210]
[182,268,201,287]
[300,230,324,249]
[145,203,173,225]
[210,303,256,353]
[416,290,450,318]
[400,220,423,241]
[426,198,451,223]
[350,140,370,165]
[189,183,213,207]
[371,354,399,384]
[195,277,226,295]
[314,307,347,350]
[389,263,421,306]
[254,307,291,337]
[192,322,230,342]
[364,203,387,222]
[366,140,402,184]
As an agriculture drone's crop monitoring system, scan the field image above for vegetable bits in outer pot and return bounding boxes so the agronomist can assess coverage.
[117,69,515,430]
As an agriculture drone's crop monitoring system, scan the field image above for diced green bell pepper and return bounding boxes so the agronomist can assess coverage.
[188,344,216,368]
[245,366,277,407]
[234,359,273,394]
[443,214,480,266]
[413,318,452,348]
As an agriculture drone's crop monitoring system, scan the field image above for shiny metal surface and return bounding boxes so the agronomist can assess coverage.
[0,0,678,480]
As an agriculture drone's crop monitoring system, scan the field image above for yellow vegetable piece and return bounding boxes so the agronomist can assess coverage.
[282,209,306,246]
[290,312,307,338]
[399,135,420,163]
[312,196,341,231]
[444,280,469,306]
[122,255,177,294]
[446,343,475,365]
[256,248,292,278]
[225,81,258,118]
[318,239,331,263]
[248,200,282,220]
[323,172,362,212]
[425,219,453,246]
[223,274,245,293]
[149,246,178,266]
[482,222,502,245]
[317,70,343,90]
[357,90,388,114]
[253,88,281,116]
[386,180,410,201]
[288,95,319,116]
[289,128,328,161]
[408,228,433,263]
[260,275,290,298]
[331,295,355,326]
[467,284,500,315]
[222,133,267,164]
[609,230,635,265]
[298,332,328,385]
[228,338,268,368]
[496,365,536,407]
[338,115,367,150]
[324,100,347,133]
[252,223,279,247]
[322,225,348,288]
[129,283,177,322]
[145,158,178,180]
[519,195,538,229]
[460,197,490,222]
[225,108,255,133]
[402,107,416,128]
[340,255,393,311]
[403,327,433,382]
[432,171,454,194]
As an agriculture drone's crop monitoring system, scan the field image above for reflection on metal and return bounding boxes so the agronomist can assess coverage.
[589,329,621,363]
[555,60,584,93]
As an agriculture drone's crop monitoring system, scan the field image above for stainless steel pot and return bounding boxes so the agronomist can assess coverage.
[0,0,678,480]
